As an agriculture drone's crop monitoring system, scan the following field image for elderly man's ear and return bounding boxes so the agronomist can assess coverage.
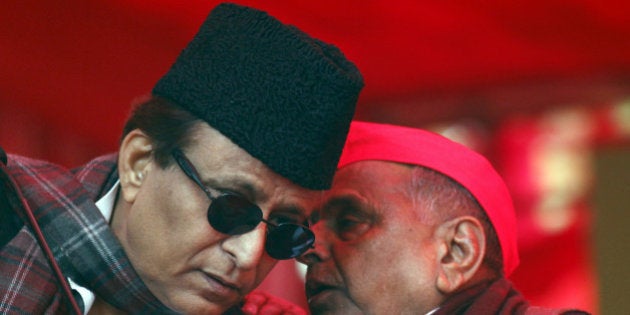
[434,216,486,294]
[118,129,154,203]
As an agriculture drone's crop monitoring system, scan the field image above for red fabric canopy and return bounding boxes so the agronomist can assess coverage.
[0,2,623,313]
[2,0,630,151]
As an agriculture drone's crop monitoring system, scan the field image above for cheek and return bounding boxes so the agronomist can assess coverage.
[333,241,389,307]
[334,232,436,312]
[123,178,220,276]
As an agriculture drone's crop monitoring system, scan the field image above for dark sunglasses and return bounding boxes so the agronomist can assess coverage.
[171,148,315,260]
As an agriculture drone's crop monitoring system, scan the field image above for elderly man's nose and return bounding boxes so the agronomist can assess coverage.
[297,247,321,265]
[297,222,330,265]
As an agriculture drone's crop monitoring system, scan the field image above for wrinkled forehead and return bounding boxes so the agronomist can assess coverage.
[322,160,416,212]
[332,160,413,190]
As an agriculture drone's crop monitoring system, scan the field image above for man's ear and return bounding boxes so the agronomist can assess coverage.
[434,216,486,294]
[118,129,154,203]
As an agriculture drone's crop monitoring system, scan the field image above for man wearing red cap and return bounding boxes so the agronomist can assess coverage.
[300,121,588,315]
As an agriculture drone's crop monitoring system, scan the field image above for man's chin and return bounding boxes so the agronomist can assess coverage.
[308,290,362,315]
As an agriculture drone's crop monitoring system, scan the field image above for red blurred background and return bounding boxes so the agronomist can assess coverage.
[3,1,630,314]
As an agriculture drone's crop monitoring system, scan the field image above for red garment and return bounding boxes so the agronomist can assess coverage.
[434,278,590,315]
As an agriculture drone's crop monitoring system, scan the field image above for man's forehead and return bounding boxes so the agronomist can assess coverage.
[187,126,320,206]
[192,123,321,191]
[325,161,414,208]
[333,160,412,184]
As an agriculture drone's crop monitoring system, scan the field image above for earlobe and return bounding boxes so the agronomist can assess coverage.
[435,216,486,294]
[118,129,154,203]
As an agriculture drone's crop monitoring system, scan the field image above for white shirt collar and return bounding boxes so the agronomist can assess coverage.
[95,180,120,222]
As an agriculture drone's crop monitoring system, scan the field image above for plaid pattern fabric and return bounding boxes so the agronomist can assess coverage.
[0,154,176,314]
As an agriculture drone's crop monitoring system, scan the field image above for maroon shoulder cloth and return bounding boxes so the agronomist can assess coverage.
[434,277,591,315]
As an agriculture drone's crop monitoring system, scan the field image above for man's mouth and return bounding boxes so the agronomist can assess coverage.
[201,271,242,299]
[306,281,338,302]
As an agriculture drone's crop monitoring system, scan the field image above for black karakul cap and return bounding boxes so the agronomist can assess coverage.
[153,2,364,190]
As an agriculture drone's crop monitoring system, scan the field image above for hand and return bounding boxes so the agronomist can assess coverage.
[241,291,307,315]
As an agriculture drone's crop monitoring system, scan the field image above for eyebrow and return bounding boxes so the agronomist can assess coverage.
[219,178,258,200]
[270,205,308,220]
[325,190,366,205]
[207,177,310,218]
[321,193,365,215]
[320,192,381,222]
[173,148,264,204]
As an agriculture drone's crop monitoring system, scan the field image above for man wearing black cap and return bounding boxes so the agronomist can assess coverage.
[0,3,362,314]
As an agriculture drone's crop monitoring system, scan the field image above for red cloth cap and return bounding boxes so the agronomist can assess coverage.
[338,121,519,276]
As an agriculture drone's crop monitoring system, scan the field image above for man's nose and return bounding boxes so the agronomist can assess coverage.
[222,224,267,269]
[296,221,331,265]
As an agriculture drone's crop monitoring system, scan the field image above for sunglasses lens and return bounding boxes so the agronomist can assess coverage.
[206,193,314,259]
[208,194,262,235]
[265,224,315,259]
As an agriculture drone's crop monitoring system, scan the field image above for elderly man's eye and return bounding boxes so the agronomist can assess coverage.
[336,215,370,241]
